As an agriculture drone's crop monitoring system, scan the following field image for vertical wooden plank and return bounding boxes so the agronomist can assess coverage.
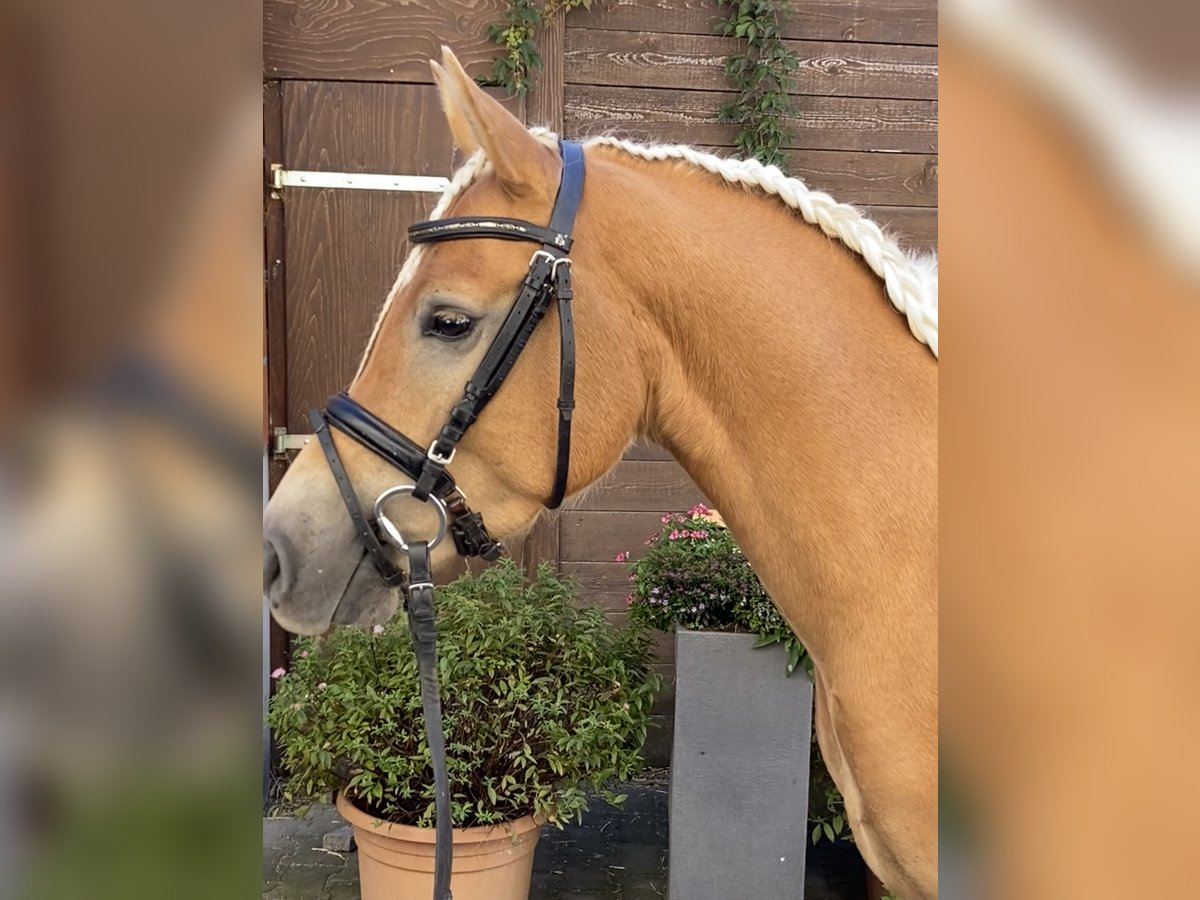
[521,510,561,579]
[264,80,288,485]
[528,11,565,131]
[263,80,290,675]
[521,16,565,572]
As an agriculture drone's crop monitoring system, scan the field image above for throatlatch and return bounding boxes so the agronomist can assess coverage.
[309,141,586,900]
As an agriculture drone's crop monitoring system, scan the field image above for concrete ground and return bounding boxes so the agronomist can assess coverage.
[263,784,867,899]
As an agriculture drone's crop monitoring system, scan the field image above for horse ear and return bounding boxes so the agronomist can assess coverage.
[433,46,556,197]
[430,59,480,156]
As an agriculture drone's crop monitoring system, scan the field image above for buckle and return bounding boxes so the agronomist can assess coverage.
[427,440,455,466]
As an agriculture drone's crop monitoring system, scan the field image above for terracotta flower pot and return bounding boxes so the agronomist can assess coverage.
[336,792,541,900]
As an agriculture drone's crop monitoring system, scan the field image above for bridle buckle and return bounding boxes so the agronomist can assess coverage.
[426,441,456,466]
[529,249,558,269]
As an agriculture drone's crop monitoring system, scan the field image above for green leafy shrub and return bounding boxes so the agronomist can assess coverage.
[623,505,851,844]
[268,559,660,828]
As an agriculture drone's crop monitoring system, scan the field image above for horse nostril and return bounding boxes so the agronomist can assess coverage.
[263,539,283,596]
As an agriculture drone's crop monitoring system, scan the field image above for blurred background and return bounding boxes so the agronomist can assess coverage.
[0,0,1195,897]
[940,0,1199,897]
[0,0,262,897]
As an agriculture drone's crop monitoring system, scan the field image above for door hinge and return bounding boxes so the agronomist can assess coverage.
[273,427,313,457]
[269,164,450,194]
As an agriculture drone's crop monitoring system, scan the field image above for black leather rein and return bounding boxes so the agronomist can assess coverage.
[308,140,586,900]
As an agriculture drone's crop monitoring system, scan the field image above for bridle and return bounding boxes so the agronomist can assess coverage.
[307,140,585,900]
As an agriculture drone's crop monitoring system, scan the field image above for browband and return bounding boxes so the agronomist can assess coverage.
[409,216,571,251]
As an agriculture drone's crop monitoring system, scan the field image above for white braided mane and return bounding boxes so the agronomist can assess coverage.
[354,133,938,384]
[584,136,939,359]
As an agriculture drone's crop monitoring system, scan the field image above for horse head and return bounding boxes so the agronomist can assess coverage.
[264,49,647,634]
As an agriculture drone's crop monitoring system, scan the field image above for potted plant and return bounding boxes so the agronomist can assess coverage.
[624,504,828,899]
[268,559,661,900]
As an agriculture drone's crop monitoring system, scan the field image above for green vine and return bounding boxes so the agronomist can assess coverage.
[482,0,592,96]
[716,0,799,169]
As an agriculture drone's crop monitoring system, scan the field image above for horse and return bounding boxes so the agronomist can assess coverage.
[264,47,938,898]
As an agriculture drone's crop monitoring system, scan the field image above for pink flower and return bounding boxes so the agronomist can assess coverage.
[372,624,385,634]
[270,667,286,679]
[317,682,328,690]
[299,650,308,659]
[689,503,710,517]
[615,551,629,563]
[625,593,634,606]
[695,530,709,540]
[668,530,681,540]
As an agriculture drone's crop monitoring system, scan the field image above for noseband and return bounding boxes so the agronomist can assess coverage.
[307,141,585,900]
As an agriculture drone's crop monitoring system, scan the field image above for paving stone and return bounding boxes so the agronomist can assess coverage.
[262,864,332,900]
[606,841,666,876]
[623,880,668,900]
[280,848,349,871]
[264,817,303,849]
[323,856,360,888]
[264,849,284,883]
[325,882,362,900]
[323,825,356,853]
[529,868,562,894]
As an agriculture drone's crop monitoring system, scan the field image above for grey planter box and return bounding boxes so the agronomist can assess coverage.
[669,630,813,900]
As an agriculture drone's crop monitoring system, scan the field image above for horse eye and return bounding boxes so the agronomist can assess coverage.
[425,310,474,341]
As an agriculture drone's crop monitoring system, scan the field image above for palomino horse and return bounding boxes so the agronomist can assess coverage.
[264,48,938,898]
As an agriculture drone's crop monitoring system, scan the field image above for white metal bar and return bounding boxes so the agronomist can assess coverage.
[272,168,451,193]
[272,429,314,454]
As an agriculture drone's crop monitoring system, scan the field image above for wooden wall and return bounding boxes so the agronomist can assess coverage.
[264,0,937,762]
[557,0,938,247]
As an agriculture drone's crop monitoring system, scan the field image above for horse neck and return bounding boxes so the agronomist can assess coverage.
[590,153,938,656]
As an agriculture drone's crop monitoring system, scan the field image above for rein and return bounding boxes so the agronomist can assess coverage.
[309,140,586,900]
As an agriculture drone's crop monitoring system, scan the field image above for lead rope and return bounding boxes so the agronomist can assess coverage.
[404,540,454,900]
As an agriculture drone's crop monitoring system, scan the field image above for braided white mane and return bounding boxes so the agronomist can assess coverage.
[354,134,939,384]
[584,136,939,359]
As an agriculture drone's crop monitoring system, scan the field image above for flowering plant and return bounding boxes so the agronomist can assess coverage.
[267,560,660,828]
[623,505,852,844]
[624,504,810,676]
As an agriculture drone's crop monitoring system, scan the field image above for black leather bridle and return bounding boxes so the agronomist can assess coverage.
[307,140,585,900]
